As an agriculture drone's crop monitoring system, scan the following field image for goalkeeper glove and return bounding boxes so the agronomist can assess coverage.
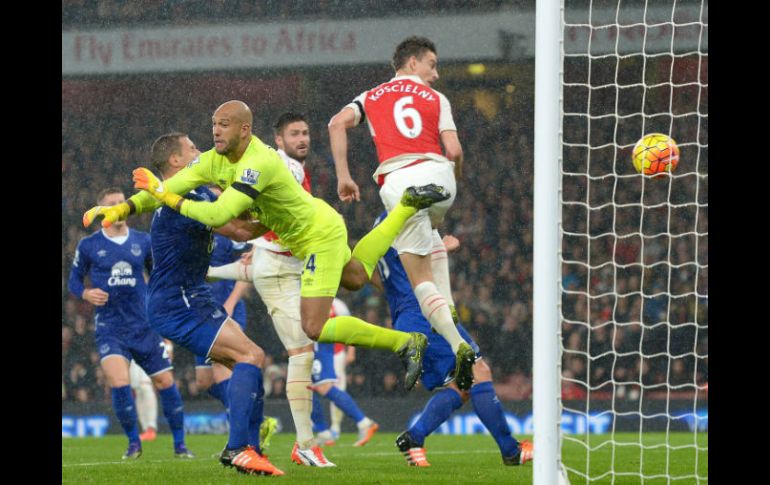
[83,203,130,229]
[132,167,183,209]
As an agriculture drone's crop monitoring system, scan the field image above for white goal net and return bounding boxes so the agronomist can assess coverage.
[558,0,708,483]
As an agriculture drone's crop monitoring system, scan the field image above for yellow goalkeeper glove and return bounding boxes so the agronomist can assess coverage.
[132,167,183,209]
[83,203,130,229]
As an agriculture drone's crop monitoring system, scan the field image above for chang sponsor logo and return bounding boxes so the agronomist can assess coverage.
[108,261,137,287]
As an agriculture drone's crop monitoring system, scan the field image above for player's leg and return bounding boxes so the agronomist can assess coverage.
[430,229,459,322]
[342,184,452,290]
[298,232,427,391]
[135,332,192,458]
[99,339,142,459]
[380,162,475,390]
[312,347,378,447]
[468,359,533,466]
[209,320,283,475]
[391,311,467,466]
[329,350,347,438]
[129,359,158,442]
[196,359,229,409]
[251,249,332,465]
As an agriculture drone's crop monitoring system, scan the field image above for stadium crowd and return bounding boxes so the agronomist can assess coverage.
[62,11,706,406]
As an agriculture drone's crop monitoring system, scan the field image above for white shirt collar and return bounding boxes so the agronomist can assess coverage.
[390,74,427,85]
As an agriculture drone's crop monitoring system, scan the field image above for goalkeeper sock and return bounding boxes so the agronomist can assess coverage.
[318,315,411,352]
[470,381,518,457]
[226,363,260,451]
[351,203,416,278]
[324,387,365,424]
[408,388,463,445]
[111,385,141,444]
[158,384,186,449]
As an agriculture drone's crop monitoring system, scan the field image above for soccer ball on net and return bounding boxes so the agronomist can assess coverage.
[631,133,679,177]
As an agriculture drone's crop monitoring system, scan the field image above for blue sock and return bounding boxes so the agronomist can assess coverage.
[111,385,140,445]
[247,370,264,451]
[311,392,329,433]
[470,381,518,457]
[409,388,463,445]
[208,379,230,409]
[159,383,186,449]
[226,363,260,450]
[325,386,366,423]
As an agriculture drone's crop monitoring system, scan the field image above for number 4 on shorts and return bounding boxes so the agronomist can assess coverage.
[305,254,317,273]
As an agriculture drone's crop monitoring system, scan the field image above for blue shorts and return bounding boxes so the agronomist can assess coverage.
[194,304,247,367]
[95,328,173,376]
[311,343,337,385]
[393,311,481,391]
[148,288,230,362]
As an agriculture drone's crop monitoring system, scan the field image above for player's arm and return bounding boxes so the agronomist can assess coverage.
[441,130,463,179]
[222,280,252,317]
[215,218,270,242]
[83,157,211,228]
[328,104,361,203]
[67,241,109,306]
[134,167,257,228]
[437,92,463,178]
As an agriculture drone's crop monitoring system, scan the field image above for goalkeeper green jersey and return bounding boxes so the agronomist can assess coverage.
[130,135,339,259]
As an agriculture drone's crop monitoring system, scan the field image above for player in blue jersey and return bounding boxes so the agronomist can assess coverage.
[371,211,533,467]
[68,187,193,460]
[143,132,283,476]
[194,231,250,408]
[310,298,379,447]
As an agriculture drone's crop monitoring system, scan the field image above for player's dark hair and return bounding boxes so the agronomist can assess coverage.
[150,132,187,175]
[391,36,437,71]
[96,187,124,204]
[273,112,308,136]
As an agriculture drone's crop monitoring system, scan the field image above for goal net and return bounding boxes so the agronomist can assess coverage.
[558,0,708,482]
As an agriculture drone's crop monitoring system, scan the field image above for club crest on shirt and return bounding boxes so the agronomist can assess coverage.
[100,344,110,355]
[240,168,260,185]
[97,249,107,257]
[131,243,142,256]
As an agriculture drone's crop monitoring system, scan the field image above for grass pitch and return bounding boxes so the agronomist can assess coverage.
[62,432,706,484]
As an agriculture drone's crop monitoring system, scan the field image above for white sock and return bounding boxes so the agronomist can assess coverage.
[207,261,252,282]
[431,230,456,310]
[357,416,373,429]
[134,380,157,431]
[287,352,315,448]
[414,281,465,353]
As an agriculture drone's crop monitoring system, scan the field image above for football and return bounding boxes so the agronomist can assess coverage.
[632,133,679,177]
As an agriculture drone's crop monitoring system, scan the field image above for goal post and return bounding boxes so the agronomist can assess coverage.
[533,1,708,483]
[533,0,564,484]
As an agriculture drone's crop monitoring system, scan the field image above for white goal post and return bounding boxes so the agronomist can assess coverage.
[533,1,708,483]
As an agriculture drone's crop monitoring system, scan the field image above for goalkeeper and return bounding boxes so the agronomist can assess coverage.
[83,99,448,391]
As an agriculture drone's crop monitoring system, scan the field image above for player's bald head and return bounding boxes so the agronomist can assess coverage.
[215,100,253,126]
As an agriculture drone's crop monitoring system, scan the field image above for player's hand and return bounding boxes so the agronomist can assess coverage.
[82,288,109,306]
[132,167,183,208]
[240,249,254,265]
[83,203,130,228]
[338,176,360,203]
[442,234,461,252]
